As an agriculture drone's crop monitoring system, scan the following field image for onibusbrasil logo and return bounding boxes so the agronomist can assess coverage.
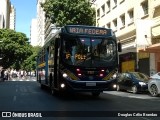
[1,112,42,118]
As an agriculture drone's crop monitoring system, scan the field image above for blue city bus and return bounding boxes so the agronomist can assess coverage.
[36,25,122,96]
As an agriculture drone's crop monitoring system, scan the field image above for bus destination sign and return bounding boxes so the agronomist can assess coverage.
[66,26,111,36]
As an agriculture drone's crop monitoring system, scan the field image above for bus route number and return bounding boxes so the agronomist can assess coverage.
[66,53,86,60]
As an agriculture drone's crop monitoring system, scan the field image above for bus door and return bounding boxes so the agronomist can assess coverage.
[48,44,54,87]
[53,38,60,88]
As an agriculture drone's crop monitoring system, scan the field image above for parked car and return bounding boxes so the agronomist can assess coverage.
[148,78,160,97]
[150,72,160,79]
[116,72,149,94]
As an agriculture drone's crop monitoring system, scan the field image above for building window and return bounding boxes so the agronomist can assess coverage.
[120,0,125,4]
[107,22,111,28]
[101,4,105,17]
[113,0,117,9]
[120,14,125,28]
[113,19,117,31]
[128,9,134,24]
[106,0,111,13]
[141,0,148,16]
[97,8,100,18]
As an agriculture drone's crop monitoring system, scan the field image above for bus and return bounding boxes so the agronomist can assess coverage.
[36,25,122,96]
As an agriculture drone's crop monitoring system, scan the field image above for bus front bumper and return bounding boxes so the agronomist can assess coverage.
[61,79,112,92]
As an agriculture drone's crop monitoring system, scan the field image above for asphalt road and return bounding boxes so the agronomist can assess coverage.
[0,80,160,120]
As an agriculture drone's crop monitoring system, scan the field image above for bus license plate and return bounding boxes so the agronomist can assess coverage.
[86,82,96,86]
[87,71,94,74]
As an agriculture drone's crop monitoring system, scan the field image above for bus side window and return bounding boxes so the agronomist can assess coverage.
[49,46,54,58]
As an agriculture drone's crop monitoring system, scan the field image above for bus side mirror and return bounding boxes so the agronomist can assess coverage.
[118,42,122,52]
[55,38,60,47]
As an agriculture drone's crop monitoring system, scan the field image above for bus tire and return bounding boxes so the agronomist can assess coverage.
[40,84,45,89]
[51,88,58,96]
[51,81,58,96]
[91,92,100,97]
[49,73,53,88]
[39,74,41,83]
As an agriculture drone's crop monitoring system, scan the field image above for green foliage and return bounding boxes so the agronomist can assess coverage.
[0,29,32,69]
[41,0,96,27]
[21,46,41,71]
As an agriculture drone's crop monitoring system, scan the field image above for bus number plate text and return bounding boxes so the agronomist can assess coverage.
[86,82,96,86]
[87,71,94,74]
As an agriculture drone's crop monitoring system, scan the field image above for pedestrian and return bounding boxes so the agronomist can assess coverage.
[20,70,23,78]
[1,69,5,81]
[4,70,8,81]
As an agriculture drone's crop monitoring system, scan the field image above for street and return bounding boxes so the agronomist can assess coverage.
[0,79,160,120]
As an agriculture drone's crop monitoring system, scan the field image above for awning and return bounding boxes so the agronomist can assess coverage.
[139,43,160,53]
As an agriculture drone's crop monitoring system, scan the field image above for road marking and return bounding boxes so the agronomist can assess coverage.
[9,79,36,81]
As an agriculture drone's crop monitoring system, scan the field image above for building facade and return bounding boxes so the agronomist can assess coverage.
[94,0,160,76]
[10,5,16,30]
[30,18,38,46]
[0,0,11,29]
[44,18,60,44]
[37,0,45,46]
[36,0,60,46]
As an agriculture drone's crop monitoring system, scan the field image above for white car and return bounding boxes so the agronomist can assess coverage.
[148,78,160,97]
[150,72,160,79]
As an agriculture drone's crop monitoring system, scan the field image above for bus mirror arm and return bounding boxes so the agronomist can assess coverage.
[118,42,122,52]
[55,38,60,47]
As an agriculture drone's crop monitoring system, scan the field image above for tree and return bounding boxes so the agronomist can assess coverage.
[0,29,32,69]
[21,46,41,72]
[41,0,96,27]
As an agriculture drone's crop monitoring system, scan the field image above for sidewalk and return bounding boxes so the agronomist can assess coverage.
[0,78,4,82]
[9,76,36,81]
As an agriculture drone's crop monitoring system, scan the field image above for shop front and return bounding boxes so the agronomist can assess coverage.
[138,52,150,76]
[139,43,160,76]
[119,52,137,73]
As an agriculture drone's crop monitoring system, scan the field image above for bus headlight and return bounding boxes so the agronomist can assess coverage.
[62,73,73,80]
[60,83,65,88]
[62,70,79,80]
[63,73,68,78]
[113,84,117,89]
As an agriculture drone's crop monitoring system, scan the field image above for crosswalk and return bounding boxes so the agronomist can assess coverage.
[7,77,36,82]
[11,79,36,81]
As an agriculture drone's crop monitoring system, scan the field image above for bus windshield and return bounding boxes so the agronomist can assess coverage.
[62,37,117,67]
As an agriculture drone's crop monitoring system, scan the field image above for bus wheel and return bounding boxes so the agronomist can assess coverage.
[40,84,45,89]
[51,82,57,96]
[91,92,100,97]
[51,88,57,96]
